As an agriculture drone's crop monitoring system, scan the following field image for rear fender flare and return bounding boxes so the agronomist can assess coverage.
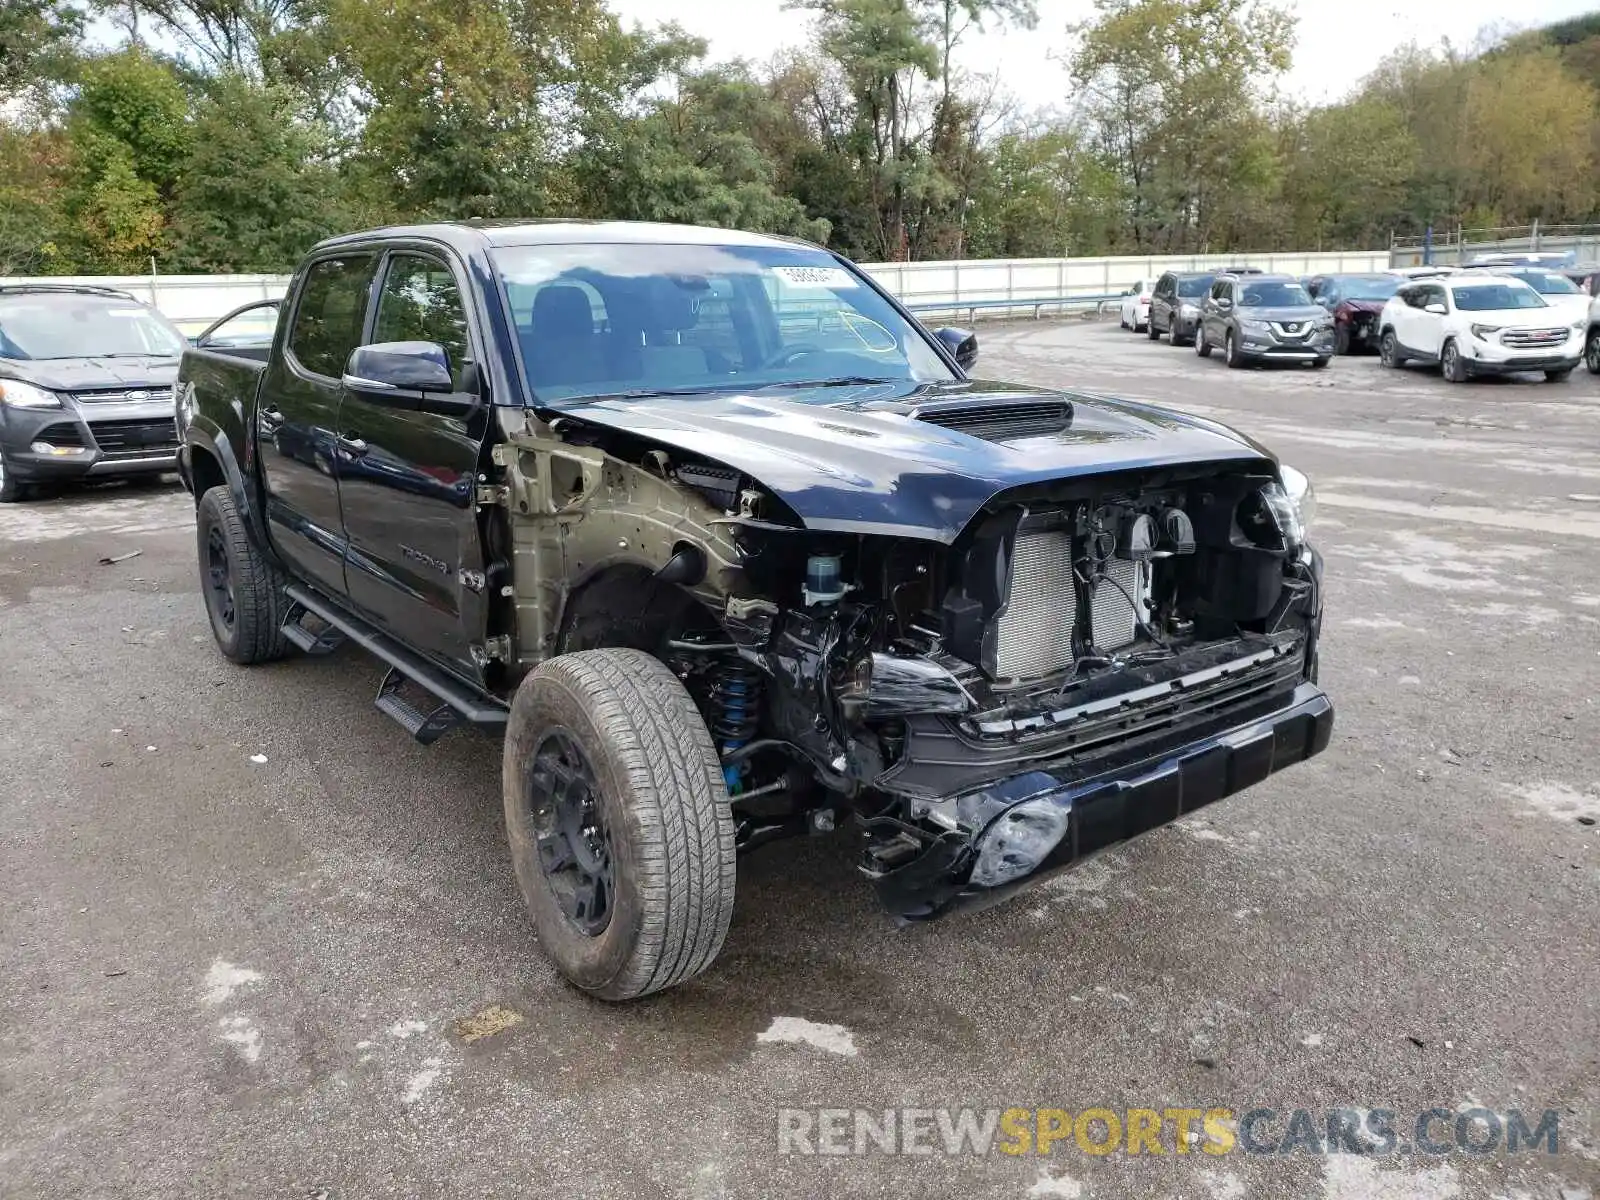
[185,417,274,561]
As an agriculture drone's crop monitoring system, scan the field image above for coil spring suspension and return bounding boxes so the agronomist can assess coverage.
[709,661,763,794]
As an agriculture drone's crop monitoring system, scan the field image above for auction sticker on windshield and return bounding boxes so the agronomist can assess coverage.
[772,265,859,289]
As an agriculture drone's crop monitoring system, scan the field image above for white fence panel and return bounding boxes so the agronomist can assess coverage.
[2,248,1390,331]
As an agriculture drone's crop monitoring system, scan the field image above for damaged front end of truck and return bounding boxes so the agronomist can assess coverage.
[489,388,1333,920]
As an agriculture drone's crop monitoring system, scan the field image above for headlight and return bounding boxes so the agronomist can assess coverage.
[0,380,62,409]
[1573,320,1586,331]
[1279,464,1315,534]
[1180,303,1198,317]
[1241,319,1270,333]
[1470,324,1502,340]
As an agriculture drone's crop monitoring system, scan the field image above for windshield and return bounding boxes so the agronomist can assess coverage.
[1505,270,1580,295]
[1176,276,1213,298]
[491,243,955,402]
[0,295,187,360]
[1329,275,1399,302]
[1451,284,1547,312]
[1238,282,1312,307]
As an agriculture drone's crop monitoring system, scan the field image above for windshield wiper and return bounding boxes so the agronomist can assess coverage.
[92,352,179,359]
[749,376,901,390]
[561,384,747,402]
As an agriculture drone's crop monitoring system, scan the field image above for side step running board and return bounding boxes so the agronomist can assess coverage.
[376,667,461,745]
[283,583,509,743]
[280,600,348,655]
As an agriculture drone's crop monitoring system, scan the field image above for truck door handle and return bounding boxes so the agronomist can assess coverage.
[338,434,368,455]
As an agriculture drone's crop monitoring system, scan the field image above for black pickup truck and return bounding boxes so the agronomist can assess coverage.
[176,221,1332,1000]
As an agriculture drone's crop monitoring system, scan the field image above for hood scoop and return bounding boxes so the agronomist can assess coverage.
[909,398,1073,443]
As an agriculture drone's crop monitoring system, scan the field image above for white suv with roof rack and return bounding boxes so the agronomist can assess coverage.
[1376,274,1584,383]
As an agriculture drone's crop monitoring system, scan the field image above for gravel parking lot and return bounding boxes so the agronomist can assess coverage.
[3,318,1598,1200]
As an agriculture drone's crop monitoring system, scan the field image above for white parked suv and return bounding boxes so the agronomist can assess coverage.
[1119,278,1154,332]
[1377,274,1585,383]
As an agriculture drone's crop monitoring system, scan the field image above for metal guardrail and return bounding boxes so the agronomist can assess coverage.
[904,294,1123,322]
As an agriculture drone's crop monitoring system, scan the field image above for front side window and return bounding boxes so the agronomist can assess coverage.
[372,254,472,388]
[289,255,376,378]
[0,295,187,360]
[1177,276,1212,298]
[492,242,956,403]
[1451,284,1547,312]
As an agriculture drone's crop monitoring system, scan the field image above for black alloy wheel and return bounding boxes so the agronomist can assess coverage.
[205,524,236,634]
[528,727,616,936]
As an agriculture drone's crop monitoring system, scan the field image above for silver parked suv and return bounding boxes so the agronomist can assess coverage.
[1196,273,1334,369]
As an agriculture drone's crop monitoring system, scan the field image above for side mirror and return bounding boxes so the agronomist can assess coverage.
[344,341,455,394]
[1424,302,1447,315]
[934,326,979,371]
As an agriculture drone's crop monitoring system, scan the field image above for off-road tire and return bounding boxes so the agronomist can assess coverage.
[1225,330,1243,369]
[1585,328,1600,375]
[1195,326,1212,358]
[196,485,291,664]
[1440,338,1468,383]
[502,649,737,1002]
[1380,330,1406,369]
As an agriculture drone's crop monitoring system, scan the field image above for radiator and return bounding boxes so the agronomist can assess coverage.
[1090,558,1147,651]
[992,530,1077,679]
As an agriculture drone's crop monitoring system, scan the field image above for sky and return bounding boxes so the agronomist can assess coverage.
[607,0,1600,108]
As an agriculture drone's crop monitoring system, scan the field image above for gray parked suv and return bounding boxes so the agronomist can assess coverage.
[1196,273,1334,369]
[1147,271,1214,346]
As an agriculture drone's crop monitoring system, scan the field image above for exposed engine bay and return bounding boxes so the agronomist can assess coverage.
[492,411,1325,917]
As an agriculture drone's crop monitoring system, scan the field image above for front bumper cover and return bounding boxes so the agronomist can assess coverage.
[2,401,179,480]
[872,681,1334,918]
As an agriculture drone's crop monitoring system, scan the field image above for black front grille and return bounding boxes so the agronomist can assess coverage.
[89,418,179,458]
[913,400,1072,442]
[34,422,86,448]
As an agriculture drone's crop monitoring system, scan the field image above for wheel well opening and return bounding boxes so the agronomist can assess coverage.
[190,447,226,505]
[556,564,712,657]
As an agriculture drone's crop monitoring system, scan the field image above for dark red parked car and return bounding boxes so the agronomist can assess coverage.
[1305,274,1403,355]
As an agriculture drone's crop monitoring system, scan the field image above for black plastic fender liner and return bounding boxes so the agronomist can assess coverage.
[283,583,509,731]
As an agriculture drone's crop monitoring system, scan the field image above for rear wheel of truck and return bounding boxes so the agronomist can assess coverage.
[502,648,737,1002]
[1225,330,1243,368]
[1146,317,1160,341]
[1195,327,1212,358]
[196,485,291,665]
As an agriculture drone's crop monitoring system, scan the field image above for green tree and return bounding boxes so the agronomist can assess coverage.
[58,49,192,270]
[0,0,81,98]
[167,73,351,270]
[1068,0,1295,251]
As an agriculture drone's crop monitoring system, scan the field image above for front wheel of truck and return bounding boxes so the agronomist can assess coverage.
[502,648,737,1001]
[196,485,291,665]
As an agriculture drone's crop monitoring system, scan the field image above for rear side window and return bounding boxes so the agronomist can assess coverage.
[289,255,375,378]
[371,253,472,389]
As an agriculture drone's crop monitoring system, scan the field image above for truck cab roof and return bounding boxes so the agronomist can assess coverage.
[313,220,817,256]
